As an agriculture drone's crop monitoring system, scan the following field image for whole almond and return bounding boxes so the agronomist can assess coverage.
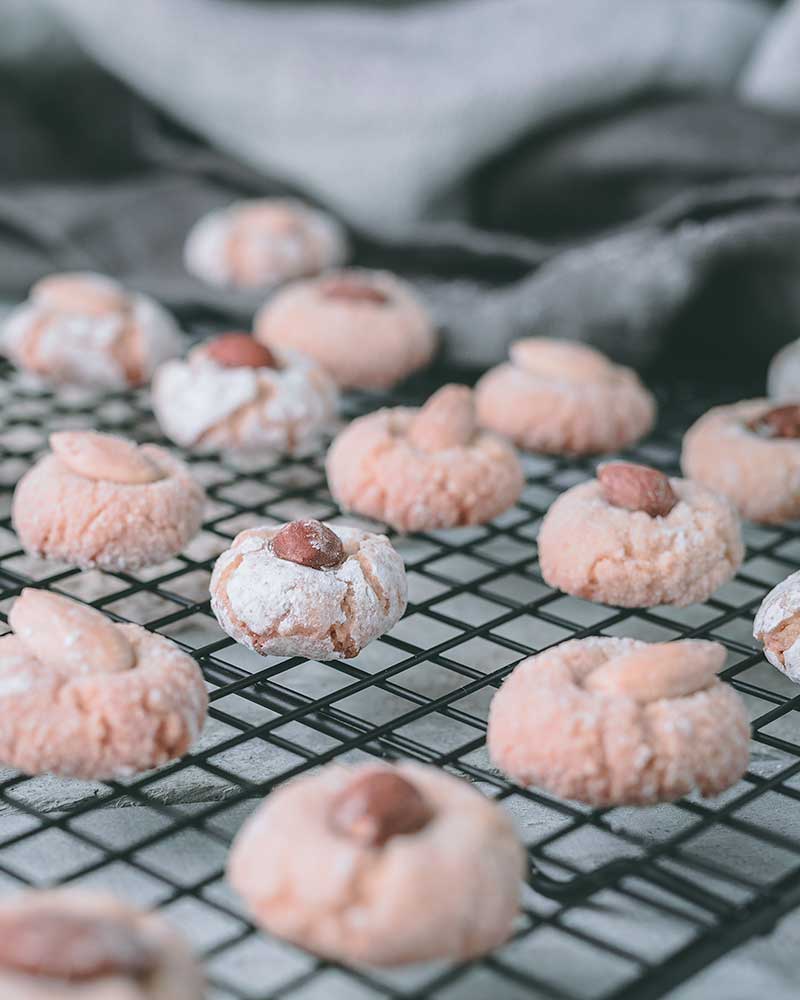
[511,337,614,382]
[203,332,277,369]
[271,519,345,569]
[584,640,724,703]
[50,431,163,485]
[9,589,135,675]
[0,908,157,981]
[320,276,389,305]
[32,274,127,316]
[407,384,476,452]
[328,770,434,847]
[749,404,800,439]
[597,462,677,517]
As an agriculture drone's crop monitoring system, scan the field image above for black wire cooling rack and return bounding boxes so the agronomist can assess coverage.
[0,362,798,1000]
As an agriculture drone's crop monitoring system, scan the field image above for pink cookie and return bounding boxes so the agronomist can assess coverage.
[753,569,800,683]
[326,385,524,533]
[228,762,524,966]
[152,332,338,453]
[211,519,407,660]
[0,889,204,999]
[488,637,750,807]
[0,589,207,779]
[13,431,206,571]
[255,269,436,389]
[475,337,656,454]
[184,197,347,289]
[682,400,800,524]
[538,461,743,607]
[0,272,183,388]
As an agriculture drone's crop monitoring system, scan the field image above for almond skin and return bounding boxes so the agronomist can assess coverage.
[328,770,434,847]
[749,404,800,439]
[271,519,345,569]
[203,332,277,369]
[9,589,135,675]
[584,640,724,702]
[407,384,476,452]
[0,908,157,981]
[597,461,677,517]
[320,276,389,305]
[50,431,163,485]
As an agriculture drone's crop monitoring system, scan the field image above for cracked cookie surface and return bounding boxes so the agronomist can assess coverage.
[538,475,743,607]
[210,523,407,660]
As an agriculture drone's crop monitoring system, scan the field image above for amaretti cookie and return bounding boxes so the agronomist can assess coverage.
[475,337,656,454]
[255,268,436,389]
[13,430,205,571]
[152,332,338,453]
[0,589,207,779]
[0,889,204,998]
[538,461,743,607]
[0,272,182,388]
[754,570,800,683]
[326,384,524,533]
[228,762,524,965]
[488,637,750,807]
[682,400,800,523]
[210,519,407,660]
[184,197,347,289]
[767,338,800,400]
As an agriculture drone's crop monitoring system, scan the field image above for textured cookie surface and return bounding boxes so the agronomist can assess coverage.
[0,889,204,998]
[13,432,205,571]
[0,590,207,780]
[210,523,407,660]
[326,387,523,533]
[228,762,524,966]
[682,399,800,524]
[184,197,347,289]
[538,474,743,607]
[475,337,655,455]
[0,272,182,388]
[255,269,436,389]
[152,341,337,453]
[488,637,750,806]
[754,569,800,683]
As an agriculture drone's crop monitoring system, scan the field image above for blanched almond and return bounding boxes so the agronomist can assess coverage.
[598,462,677,517]
[408,384,476,452]
[584,640,724,702]
[9,589,134,675]
[510,338,614,382]
[50,431,163,484]
[32,273,127,316]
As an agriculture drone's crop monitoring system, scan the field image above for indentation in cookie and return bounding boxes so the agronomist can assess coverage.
[748,404,800,439]
[320,275,390,305]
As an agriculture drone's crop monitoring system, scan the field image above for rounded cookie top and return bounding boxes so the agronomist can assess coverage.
[0,888,204,998]
[12,430,206,571]
[210,520,407,660]
[228,761,524,966]
[488,636,750,807]
[0,271,183,388]
[682,399,800,524]
[152,332,338,453]
[326,384,524,532]
[254,268,436,390]
[475,337,655,455]
[538,461,743,607]
[184,197,347,289]
[0,589,207,780]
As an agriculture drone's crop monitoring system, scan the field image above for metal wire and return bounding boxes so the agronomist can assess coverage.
[0,363,797,1000]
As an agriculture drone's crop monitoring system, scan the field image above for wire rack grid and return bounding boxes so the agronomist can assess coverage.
[0,364,798,1000]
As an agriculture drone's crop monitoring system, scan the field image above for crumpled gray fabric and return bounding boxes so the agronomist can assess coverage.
[46,0,770,235]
